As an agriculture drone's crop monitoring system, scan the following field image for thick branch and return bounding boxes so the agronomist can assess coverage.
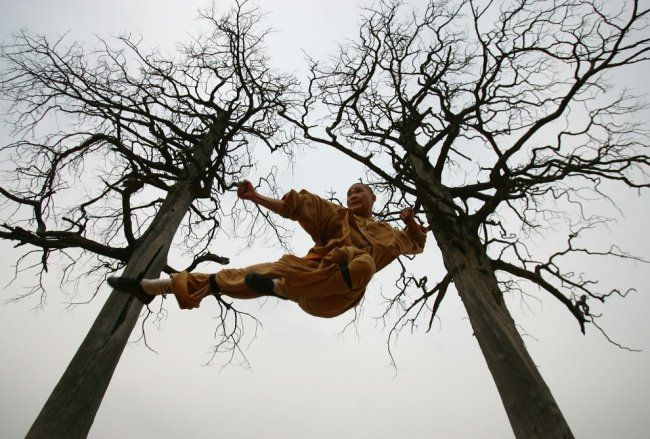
[491,258,587,333]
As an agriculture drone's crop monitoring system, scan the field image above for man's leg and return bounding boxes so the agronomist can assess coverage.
[108,262,278,309]
[159,262,283,309]
[109,250,376,317]
[294,252,376,318]
[268,251,376,300]
[241,250,377,318]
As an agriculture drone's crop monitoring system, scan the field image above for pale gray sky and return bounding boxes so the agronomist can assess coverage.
[0,1,649,438]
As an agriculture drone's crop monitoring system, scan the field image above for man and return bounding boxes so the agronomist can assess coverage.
[108,180,427,318]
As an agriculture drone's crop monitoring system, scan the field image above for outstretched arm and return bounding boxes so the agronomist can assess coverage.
[237,180,285,214]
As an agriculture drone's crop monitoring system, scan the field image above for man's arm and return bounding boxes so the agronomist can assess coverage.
[237,180,285,214]
[239,180,339,242]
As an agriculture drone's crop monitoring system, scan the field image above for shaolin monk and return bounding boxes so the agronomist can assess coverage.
[108,180,428,318]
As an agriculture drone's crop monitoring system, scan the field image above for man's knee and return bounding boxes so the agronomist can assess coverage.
[347,254,376,289]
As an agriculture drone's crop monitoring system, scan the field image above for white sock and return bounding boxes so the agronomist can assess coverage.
[140,279,173,296]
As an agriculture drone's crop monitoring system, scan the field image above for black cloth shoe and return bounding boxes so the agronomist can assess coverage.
[108,276,154,304]
[244,273,275,294]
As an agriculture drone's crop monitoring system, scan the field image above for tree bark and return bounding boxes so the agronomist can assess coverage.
[434,226,574,438]
[26,126,221,438]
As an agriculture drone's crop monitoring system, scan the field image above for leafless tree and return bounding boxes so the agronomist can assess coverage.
[283,0,650,437]
[0,2,294,437]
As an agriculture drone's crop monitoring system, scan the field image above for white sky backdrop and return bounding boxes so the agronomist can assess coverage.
[0,1,648,438]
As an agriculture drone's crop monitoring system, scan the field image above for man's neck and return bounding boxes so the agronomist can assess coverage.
[353,211,373,219]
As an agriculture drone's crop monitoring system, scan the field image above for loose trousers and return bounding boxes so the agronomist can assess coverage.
[169,247,376,318]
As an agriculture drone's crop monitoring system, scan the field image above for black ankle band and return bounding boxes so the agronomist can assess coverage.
[209,274,220,296]
[338,263,353,289]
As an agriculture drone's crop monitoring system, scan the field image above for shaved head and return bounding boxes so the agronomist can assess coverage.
[348,182,374,195]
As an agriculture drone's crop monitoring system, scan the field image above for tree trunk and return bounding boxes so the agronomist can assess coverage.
[25,181,195,438]
[435,228,574,438]
[402,145,573,437]
[26,125,222,438]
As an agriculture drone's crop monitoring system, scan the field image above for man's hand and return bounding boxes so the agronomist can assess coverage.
[399,207,416,224]
[400,208,429,233]
[237,180,258,201]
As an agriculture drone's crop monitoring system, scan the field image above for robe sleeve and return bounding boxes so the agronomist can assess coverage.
[394,224,427,255]
[277,189,339,240]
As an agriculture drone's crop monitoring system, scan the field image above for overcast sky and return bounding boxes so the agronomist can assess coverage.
[0,1,649,438]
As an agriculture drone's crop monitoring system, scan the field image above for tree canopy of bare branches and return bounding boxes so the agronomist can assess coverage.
[0,2,292,296]
[0,2,295,436]
[284,0,650,436]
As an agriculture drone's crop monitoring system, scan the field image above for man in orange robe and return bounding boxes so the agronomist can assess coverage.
[109,181,427,318]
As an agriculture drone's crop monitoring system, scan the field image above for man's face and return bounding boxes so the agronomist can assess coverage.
[346,183,375,217]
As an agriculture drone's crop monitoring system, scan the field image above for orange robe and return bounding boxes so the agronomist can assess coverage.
[170,189,427,318]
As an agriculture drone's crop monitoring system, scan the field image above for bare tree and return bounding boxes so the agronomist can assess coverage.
[284,0,650,437]
[0,2,294,437]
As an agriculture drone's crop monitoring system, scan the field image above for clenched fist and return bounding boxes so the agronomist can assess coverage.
[399,207,415,224]
[237,180,257,201]
[400,208,429,233]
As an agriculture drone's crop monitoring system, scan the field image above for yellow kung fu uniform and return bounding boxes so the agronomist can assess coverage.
[169,189,427,318]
